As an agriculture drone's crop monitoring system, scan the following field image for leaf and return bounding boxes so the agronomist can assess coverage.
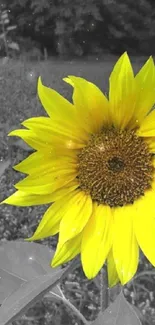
[0,242,79,325]
[92,291,142,325]
[8,42,19,51]
[3,19,9,25]
[0,241,60,305]
[0,160,10,178]
[6,26,17,31]
[0,270,65,325]
[0,33,5,39]
[1,14,8,20]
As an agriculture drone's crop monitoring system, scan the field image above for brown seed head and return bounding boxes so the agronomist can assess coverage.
[77,127,154,207]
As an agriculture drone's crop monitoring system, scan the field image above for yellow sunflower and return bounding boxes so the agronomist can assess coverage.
[3,52,155,286]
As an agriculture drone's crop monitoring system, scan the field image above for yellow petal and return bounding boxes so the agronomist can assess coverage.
[107,249,119,287]
[9,125,84,151]
[144,137,155,153]
[13,151,77,175]
[134,57,155,123]
[52,233,82,267]
[136,109,155,137]
[26,191,78,241]
[64,76,110,133]
[9,128,78,151]
[113,205,139,285]
[14,168,77,195]
[133,186,155,266]
[109,52,135,129]
[22,116,88,145]
[8,129,50,151]
[81,203,113,279]
[46,181,79,202]
[58,191,92,246]
[38,77,76,121]
[2,181,78,206]
[2,190,56,206]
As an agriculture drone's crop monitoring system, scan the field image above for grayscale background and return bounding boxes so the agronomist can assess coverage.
[0,1,154,324]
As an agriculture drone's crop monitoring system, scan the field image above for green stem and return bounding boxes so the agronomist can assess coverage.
[100,266,109,312]
[45,293,89,325]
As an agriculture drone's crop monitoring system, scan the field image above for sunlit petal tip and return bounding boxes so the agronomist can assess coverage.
[51,248,64,268]
[24,237,34,242]
[7,130,19,137]
[37,76,47,98]
[65,75,82,84]
[110,51,131,76]
[63,77,74,87]
[37,76,43,89]
[13,164,21,172]
[21,119,31,128]
[0,200,5,205]
[51,258,59,268]
[120,51,129,59]
[0,197,10,205]
[142,56,155,72]
[147,55,154,64]
[83,268,99,280]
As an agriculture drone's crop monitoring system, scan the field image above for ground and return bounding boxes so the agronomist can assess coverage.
[0,56,155,325]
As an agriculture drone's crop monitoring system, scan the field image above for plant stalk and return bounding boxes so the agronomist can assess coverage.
[100,266,109,312]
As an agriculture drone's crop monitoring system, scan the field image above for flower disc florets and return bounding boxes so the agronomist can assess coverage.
[77,127,154,207]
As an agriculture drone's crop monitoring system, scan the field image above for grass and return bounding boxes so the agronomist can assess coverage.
[0,55,155,325]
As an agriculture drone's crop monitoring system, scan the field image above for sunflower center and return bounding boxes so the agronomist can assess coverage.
[108,156,125,172]
[77,127,154,207]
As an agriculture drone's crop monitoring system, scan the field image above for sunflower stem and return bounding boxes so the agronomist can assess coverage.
[45,293,89,325]
[61,296,89,325]
[100,266,109,312]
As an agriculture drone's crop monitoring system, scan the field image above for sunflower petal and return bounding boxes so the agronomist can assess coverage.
[8,129,49,151]
[134,57,155,123]
[113,206,139,285]
[136,109,155,137]
[26,191,78,241]
[2,190,55,206]
[14,169,77,195]
[107,249,119,287]
[38,77,76,120]
[64,76,109,133]
[13,151,77,175]
[133,187,155,266]
[81,203,113,279]
[109,52,135,129]
[2,180,79,206]
[58,191,92,246]
[47,181,79,202]
[52,233,82,267]
[9,127,84,150]
[144,137,155,153]
[22,116,88,145]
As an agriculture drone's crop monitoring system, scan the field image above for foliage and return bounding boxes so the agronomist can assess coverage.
[1,0,155,57]
[0,8,19,57]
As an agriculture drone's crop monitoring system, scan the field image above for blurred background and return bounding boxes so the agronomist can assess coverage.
[0,0,155,59]
[0,1,155,325]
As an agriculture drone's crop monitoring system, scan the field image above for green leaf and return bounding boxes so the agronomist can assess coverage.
[8,42,19,51]
[92,291,142,325]
[0,241,79,325]
[0,270,65,325]
[0,241,60,305]
[6,25,17,31]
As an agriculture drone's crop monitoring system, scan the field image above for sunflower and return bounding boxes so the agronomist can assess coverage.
[3,52,155,286]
